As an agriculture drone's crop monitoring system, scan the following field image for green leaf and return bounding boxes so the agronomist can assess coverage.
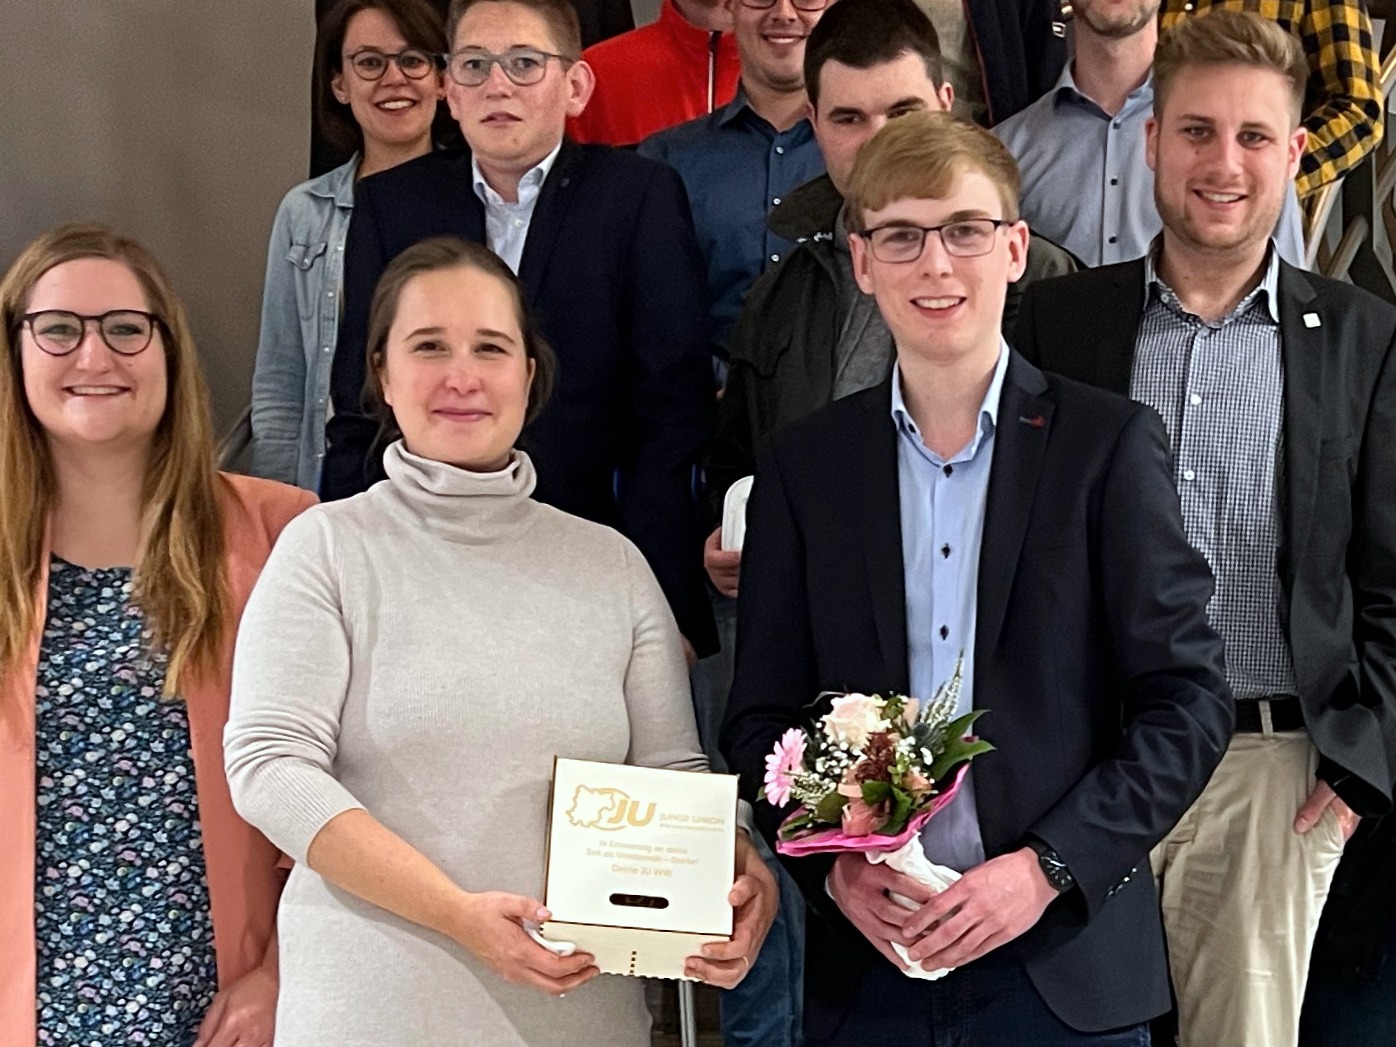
[814,791,849,824]
[942,709,989,740]
[861,780,891,805]
[878,786,915,836]
[928,738,995,783]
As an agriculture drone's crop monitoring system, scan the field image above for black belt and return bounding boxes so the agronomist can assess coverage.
[1234,696,1305,733]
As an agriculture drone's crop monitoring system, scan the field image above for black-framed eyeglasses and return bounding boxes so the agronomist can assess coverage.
[856,219,1011,263]
[17,310,163,356]
[738,0,831,10]
[445,47,570,87]
[345,48,441,81]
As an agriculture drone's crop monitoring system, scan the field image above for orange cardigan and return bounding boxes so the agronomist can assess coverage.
[0,473,316,1047]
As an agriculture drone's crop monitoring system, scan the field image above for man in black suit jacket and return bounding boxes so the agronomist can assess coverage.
[722,111,1232,1044]
[321,0,717,654]
[1015,13,1396,1047]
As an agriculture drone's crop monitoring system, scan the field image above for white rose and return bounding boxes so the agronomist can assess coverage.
[821,694,889,750]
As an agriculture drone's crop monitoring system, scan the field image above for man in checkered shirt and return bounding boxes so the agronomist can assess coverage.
[1161,0,1384,198]
[1015,11,1396,1047]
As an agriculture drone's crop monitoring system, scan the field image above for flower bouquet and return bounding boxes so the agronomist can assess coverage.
[761,658,991,979]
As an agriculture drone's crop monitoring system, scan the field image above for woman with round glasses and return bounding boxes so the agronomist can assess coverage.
[249,0,447,492]
[0,224,316,1047]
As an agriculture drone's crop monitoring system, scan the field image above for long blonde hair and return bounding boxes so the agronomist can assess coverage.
[0,224,229,696]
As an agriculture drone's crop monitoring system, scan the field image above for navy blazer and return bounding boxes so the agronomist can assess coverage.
[1016,259,1396,815]
[722,354,1233,1037]
[322,142,718,653]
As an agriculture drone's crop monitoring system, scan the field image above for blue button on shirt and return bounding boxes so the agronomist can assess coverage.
[893,342,1009,873]
[639,92,825,357]
[994,68,1306,269]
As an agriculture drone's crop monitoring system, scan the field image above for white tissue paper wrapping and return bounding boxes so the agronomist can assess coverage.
[865,834,962,980]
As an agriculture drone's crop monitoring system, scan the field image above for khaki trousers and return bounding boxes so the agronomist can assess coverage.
[1151,732,1346,1047]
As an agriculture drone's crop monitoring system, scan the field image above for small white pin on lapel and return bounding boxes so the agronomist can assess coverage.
[1303,312,1321,328]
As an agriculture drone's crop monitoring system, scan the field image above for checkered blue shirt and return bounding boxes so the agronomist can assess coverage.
[1130,249,1299,700]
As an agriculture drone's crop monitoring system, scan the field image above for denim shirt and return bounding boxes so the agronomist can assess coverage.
[249,156,356,490]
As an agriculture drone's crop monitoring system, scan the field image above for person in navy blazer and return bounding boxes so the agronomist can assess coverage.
[722,112,1233,1043]
[321,0,717,654]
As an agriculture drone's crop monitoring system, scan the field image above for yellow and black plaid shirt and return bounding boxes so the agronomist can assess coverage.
[1161,0,1385,197]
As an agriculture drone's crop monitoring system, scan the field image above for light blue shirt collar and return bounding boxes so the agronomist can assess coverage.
[305,152,359,210]
[1144,239,1283,324]
[471,140,563,207]
[1053,65,1154,117]
[890,339,1011,463]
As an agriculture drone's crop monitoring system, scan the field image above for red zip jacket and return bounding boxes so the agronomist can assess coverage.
[568,0,740,147]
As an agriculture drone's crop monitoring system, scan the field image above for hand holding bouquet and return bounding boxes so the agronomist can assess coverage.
[761,657,992,978]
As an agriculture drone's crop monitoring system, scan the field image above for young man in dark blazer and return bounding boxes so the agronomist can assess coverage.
[1015,13,1396,1047]
[321,0,716,656]
[722,110,1233,1045]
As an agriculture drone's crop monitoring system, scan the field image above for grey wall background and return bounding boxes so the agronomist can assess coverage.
[0,1,315,432]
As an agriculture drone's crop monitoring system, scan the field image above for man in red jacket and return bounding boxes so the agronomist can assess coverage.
[568,0,740,145]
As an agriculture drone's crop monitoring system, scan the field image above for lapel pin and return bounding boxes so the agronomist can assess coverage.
[1019,414,1046,429]
[1303,312,1321,328]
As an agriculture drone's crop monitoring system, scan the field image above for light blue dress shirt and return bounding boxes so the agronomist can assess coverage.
[994,68,1306,269]
[893,342,1010,873]
[471,141,563,274]
[249,155,357,490]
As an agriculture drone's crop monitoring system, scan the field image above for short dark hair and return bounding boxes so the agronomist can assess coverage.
[364,237,558,436]
[446,0,582,58]
[314,0,450,156]
[803,0,943,110]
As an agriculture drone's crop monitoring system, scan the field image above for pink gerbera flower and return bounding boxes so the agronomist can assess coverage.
[764,728,807,807]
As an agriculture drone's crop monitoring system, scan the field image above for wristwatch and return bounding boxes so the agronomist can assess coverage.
[1027,840,1076,894]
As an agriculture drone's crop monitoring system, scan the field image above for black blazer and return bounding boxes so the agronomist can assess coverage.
[321,142,718,653]
[721,354,1233,1037]
[1016,259,1396,816]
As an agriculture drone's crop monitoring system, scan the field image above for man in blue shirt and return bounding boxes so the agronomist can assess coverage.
[639,0,831,368]
[993,0,1305,267]
[723,110,1232,1045]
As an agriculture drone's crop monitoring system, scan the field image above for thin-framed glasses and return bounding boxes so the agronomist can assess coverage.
[738,0,831,10]
[345,48,441,81]
[18,310,162,356]
[445,47,569,87]
[856,219,1011,263]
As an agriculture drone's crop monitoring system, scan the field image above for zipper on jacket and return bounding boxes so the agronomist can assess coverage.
[708,30,720,113]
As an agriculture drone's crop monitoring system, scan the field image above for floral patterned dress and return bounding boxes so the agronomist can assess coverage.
[33,558,218,1046]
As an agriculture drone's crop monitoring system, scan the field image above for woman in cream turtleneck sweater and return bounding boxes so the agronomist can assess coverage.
[225,237,775,1046]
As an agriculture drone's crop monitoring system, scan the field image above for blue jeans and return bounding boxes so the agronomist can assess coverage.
[691,592,805,1046]
[808,951,1151,1047]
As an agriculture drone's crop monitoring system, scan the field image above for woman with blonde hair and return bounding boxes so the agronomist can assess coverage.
[0,224,315,1047]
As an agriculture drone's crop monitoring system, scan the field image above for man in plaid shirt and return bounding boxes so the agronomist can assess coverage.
[1162,0,1384,197]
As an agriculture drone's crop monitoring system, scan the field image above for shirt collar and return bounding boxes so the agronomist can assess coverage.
[471,140,563,207]
[1053,65,1154,116]
[890,339,1011,460]
[1144,238,1282,323]
[717,89,753,127]
[307,152,360,209]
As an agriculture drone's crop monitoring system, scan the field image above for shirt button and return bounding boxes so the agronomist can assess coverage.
[775,146,785,154]
[1113,120,1121,129]
[770,253,780,262]
[327,291,335,298]
[322,346,331,354]
[1189,393,1202,406]
[1108,236,1119,244]
[1182,468,1196,481]
[772,197,782,206]
[336,244,344,252]
[1110,177,1119,186]
[942,464,953,477]
[939,625,949,640]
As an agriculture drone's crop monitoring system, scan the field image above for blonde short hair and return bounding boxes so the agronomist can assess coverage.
[1154,9,1307,125]
[845,111,1021,227]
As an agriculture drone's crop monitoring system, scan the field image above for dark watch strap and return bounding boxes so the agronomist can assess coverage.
[1028,840,1076,894]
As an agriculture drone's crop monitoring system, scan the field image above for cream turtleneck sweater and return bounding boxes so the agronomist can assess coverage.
[225,441,706,1047]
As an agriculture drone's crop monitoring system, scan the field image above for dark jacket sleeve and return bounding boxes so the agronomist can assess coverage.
[320,178,389,501]
[1029,406,1234,918]
[719,445,845,924]
[1329,320,1396,810]
[618,163,718,655]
